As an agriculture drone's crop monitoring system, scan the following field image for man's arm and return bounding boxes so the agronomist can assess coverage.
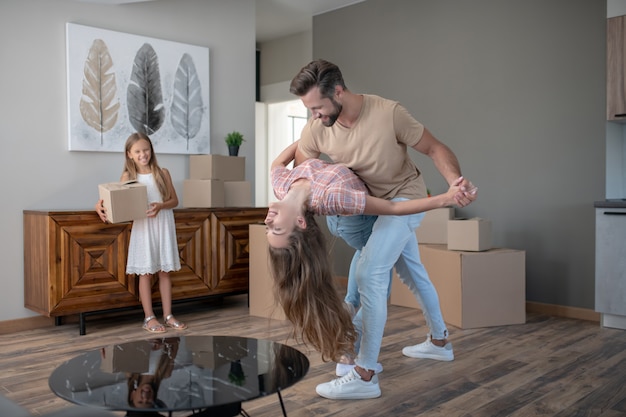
[412,128,462,183]
[294,144,320,167]
[294,126,321,166]
[412,128,477,204]
[271,140,300,170]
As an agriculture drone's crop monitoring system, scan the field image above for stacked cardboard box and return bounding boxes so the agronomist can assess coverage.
[390,243,526,329]
[390,211,525,329]
[100,344,150,373]
[416,207,455,244]
[186,336,249,369]
[447,217,492,251]
[183,154,251,207]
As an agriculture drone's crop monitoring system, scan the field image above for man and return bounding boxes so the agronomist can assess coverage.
[290,59,477,400]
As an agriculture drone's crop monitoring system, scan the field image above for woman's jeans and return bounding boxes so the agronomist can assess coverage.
[327,202,448,371]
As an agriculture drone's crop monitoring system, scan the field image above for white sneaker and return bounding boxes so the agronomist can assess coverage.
[316,369,381,400]
[402,337,454,361]
[335,361,383,377]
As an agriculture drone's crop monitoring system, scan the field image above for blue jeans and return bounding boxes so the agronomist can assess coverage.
[328,214,390,309]
[327,201,448,371]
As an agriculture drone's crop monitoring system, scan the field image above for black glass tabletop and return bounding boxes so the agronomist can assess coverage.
[49,336,309,416]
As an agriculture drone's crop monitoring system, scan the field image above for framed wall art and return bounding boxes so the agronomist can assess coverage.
[66,23,210,154]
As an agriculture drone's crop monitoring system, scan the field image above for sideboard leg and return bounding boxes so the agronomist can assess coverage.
[79,313,86,335]
[54,316,62,326]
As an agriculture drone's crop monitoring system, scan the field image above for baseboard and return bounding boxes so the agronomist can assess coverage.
[1,294,599,335]
[337,275,600,323]
[0,315,57,335]
[525,301,600,323]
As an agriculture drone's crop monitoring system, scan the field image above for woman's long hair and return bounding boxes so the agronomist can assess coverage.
[268,210,356,362]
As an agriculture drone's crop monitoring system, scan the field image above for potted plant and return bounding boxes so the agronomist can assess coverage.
[225,131,245,156]
[228,360,246,386]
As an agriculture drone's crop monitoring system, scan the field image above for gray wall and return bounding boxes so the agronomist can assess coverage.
[312,0,607,309]
[259,31,312,87]
[0,0,256,320]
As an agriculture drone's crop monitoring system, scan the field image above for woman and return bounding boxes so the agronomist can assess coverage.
[266,141,466,363]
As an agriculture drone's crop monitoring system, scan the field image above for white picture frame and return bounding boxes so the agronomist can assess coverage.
[66,23,210,154]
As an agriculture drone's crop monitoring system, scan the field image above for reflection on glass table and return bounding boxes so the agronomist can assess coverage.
[49,336,310,417]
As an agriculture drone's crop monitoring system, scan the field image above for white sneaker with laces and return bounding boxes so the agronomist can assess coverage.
[316,368,381,400]
[402,336,454,361]
[335,361,383,377]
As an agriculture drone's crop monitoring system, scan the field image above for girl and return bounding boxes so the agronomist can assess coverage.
[96,132,187,333]
[126,338,179,413]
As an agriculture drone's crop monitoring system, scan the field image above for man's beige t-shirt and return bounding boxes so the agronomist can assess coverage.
[298,94,427,200]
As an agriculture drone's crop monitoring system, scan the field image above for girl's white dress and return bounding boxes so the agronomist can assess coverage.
[126,173,181,275]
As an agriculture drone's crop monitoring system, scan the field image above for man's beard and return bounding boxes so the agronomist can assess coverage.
[322,99,342,127]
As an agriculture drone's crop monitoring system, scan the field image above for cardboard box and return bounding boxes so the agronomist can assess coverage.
[447,217,493,251]
[98,181,148,223]
[189,154,245,181]
[224,181,252,207]
[182,179,225,208]
[415,207,454,244]
[248,224,286,320]
[390,244,526,329]
[186,336,248,369]
[390,270,421,310]
[100,344,149,373]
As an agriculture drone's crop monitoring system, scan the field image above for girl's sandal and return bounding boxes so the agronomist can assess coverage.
[164,314,188,330]
[143,315,166,334]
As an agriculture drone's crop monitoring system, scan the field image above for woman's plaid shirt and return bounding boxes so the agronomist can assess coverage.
[271,159,367,215]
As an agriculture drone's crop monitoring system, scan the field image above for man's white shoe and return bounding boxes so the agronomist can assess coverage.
[316,368,381,400]
[402,337,454,361]
[335,361,383,377]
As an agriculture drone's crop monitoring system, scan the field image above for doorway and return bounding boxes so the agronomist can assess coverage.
[255,99,308,206]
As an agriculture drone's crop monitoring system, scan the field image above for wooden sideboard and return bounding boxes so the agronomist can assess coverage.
[24,207,267,334]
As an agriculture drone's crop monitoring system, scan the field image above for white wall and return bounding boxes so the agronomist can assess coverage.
[0,0,256,320]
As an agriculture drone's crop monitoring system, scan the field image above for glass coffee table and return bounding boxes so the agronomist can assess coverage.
[49,336,309,417]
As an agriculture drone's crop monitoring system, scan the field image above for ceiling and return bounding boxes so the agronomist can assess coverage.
[76,0,365,43]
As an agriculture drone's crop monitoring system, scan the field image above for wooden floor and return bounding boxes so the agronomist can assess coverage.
[2,294,626,417]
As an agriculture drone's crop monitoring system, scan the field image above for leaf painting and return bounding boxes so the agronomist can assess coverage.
[127,43,165,135]
[170,53,204,150]
[79,39,120,145]
[67,23,210,153]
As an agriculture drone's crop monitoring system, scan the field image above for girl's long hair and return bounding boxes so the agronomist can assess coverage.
[126,338,179,409]
[123,132,171,200]
[268,210,356,362]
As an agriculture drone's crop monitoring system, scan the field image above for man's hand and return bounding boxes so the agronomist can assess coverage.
[454,179,478,207]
